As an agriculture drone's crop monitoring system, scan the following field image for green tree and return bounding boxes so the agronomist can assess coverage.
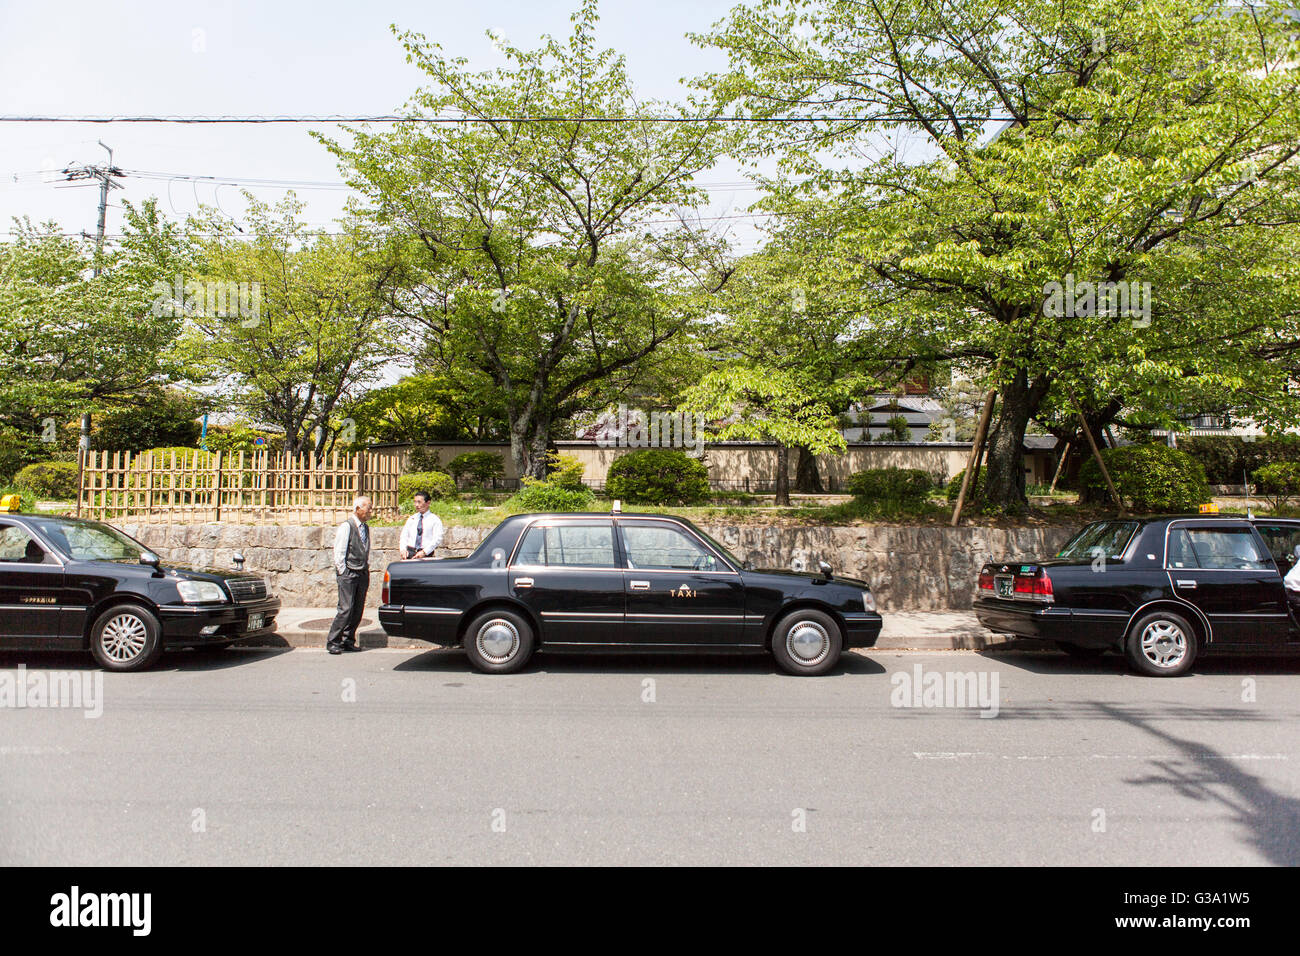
[178,196,396,459]
[699,0,1300,512]
[319,1,735,478]
[679,365,846,505]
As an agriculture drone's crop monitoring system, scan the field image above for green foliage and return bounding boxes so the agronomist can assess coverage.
[1079,444,1211,512]
[1179,436,1300,484]
[448,451,505,486]
[407,446,443,473]
[346,374,505,445]
[204,422,283,456]
[136,447,215,469]
[873,415,911,442]
[605,449,710,505]
[544,452,586,490]
[397,471,457,503]
[946,469,986,504]
[508,481,596,513]
[13,460,78,499]
[1255,462,1300,510]
[847,468,933,504]
[92,391,201,452]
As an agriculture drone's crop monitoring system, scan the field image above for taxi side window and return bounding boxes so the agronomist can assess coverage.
[1181,528,1270,571]
[514,523,617,568]
[621,523,715,571]
[1255,524,1300,569]
[0,525,46,564]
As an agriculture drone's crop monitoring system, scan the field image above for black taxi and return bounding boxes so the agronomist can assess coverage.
[0,501,279,671]
[379,511,883,675]
[974,514,1300,676]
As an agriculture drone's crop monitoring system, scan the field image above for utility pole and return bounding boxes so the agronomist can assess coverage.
[61,140,124,277]
[61,142,125,454]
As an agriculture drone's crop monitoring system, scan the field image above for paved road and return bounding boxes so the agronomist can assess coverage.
[2,647,1297,865]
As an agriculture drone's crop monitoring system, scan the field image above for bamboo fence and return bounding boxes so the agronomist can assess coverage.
[77,449,400,524]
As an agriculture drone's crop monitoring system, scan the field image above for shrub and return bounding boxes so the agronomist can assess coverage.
[509,480,595,513]
[1180,435,1300,484]
[407,445,443,472]
[204,423,283,456]
[14,460,79,499]
[133,446,214,469]
[397,471,457,503]
[605,449,710,505]
[1079,443,1210,511]
[545,451,587,490]
[1255,462,1300,510]
[945,469,986,503]
[448,451,505,486]
[846,468,933,504]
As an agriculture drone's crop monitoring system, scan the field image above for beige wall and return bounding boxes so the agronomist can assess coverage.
[369,441,1054,487]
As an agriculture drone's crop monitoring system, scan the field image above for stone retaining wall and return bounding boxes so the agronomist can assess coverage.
[121,521,1075,612]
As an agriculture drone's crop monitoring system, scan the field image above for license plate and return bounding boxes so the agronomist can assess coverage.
[995,576,1014,598]
[247,613,264,631]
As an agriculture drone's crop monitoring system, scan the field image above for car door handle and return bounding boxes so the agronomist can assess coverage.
[629,580,650,590]
[1175,579,1197,589]
[515,577,534,589]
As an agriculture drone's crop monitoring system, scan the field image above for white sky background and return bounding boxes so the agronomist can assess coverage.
[0,0,775,251]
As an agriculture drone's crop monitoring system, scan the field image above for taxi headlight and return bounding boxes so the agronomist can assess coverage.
[177,580,227,604]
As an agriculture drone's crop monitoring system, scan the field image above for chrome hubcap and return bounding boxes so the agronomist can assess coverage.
[100,612,148,663]
[476,619,519,663]
[1140,620,1187,668]
[787,620,830,666]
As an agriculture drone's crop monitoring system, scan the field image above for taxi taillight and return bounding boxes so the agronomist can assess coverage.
[382,570,390,605]
[978,571,995,591]
[1013,572,1054,602]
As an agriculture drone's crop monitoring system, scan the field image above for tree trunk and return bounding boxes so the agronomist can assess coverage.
[981,369,1049,514]
[774,445,791,506]
[508,414,552,481]
[794,446,823,493]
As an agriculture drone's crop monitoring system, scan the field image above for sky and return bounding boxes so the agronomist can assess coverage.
[0,0,773,252]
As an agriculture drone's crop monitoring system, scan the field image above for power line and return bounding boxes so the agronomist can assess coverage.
[0,113,1015,125]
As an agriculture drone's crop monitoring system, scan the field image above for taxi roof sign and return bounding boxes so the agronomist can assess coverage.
[0,493,20,512]
[1199,503,1220,514]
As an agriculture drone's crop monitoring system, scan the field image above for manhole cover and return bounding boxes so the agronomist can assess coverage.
[300,617,375,631]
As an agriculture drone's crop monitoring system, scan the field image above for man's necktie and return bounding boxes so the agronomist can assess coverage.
[415,513,424,550]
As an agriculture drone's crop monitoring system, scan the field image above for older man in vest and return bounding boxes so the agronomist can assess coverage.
[326,496,373,654]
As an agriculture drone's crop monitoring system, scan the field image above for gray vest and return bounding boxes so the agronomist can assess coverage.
[344,519,369,572]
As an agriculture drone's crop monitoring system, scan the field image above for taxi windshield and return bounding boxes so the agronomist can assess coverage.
[28,518,147,563]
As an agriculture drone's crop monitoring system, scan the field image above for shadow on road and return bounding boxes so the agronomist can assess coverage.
[980,649,1300,677]
[0,647,292,674]
[392,647,887,677]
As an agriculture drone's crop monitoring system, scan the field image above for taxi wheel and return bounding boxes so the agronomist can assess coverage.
[464,609,535,674]
[771,609,842,676]
[1125,610,1197,677]
[90,604,165,672]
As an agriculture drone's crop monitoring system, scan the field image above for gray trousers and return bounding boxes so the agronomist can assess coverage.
[326,569,369,649]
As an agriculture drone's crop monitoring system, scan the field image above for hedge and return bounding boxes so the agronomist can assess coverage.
[605,449,710,505]
[1079,443,1210,511]
[509,480,595,513]
[13,460,79,499]
[846,468,933,503]
[1179,435,1300,484]
[397,471,457,503]
[447,451,504,486]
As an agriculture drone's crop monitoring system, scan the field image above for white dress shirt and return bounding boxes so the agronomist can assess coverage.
[400,510,444,557]
[333,514,370,576]
[1285,556,1300,592]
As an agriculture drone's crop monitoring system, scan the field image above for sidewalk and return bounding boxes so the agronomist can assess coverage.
[255,607,1024,651]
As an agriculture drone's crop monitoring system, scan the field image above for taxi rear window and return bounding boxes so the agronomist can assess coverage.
[1055,521,1139,560]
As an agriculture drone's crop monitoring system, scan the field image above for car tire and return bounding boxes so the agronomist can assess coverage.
[89,604,165,672]
[463,609,535,674]
[771,608,843,676]
[1055,641,1107,659]
[1125,610,1198,677]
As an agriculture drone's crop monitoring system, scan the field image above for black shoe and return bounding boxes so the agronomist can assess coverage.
[342,643,363,652]
[327,645,343,655]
